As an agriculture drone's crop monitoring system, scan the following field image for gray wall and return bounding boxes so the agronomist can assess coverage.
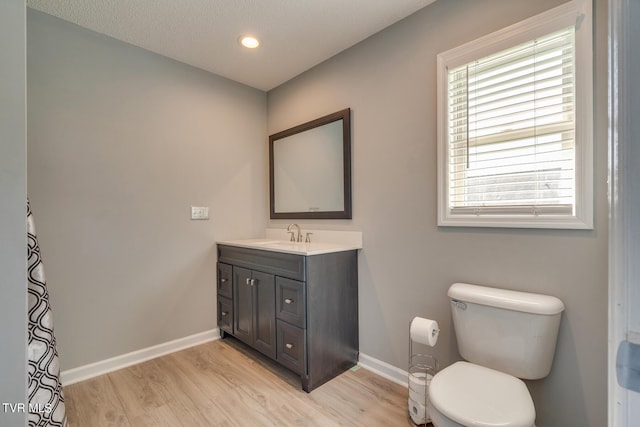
[27,10,267,370]
[267,0,608,426]
[0,0,28,426]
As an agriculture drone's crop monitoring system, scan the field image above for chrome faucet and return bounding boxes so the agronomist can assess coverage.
[286,223,302,242]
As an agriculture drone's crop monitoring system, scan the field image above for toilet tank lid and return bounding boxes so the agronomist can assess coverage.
[448,283,565,315]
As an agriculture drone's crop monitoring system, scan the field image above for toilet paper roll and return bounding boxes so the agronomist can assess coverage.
[409,371,426,389]
[408,397,429,424]
[408,372,432,402]
[410,317,439,347]
[409,385,426,404]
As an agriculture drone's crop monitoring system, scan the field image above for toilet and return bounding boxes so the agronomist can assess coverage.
[428,283,565,427]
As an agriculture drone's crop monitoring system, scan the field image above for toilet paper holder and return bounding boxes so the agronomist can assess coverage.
[408,318,439,426]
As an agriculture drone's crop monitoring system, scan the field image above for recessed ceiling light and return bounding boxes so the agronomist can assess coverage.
[239,35,260,49]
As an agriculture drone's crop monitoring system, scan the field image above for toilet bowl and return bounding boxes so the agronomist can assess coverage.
[428,283,564,427]
[428,362,535,427]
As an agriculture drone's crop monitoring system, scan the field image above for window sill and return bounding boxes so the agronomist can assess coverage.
[437,213,593,230]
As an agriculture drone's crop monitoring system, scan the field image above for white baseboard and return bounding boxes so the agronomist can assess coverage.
[358,352,408,387]
[61,328,220,386]
[61,334,409,389]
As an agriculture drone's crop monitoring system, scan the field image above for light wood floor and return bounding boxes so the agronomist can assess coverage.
[64,337,415,426]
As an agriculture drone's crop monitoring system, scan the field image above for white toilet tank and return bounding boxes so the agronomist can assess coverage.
[449,283,565,380]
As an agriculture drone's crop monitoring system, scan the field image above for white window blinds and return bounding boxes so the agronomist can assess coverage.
[447,26,576,216]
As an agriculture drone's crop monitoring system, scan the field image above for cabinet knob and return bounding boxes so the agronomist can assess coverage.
[285,343,294,349]
[221,311,228,316]
[220,278,228,283]
[250,279,256,286]
[246,277,251,285]
[284,298,293,304]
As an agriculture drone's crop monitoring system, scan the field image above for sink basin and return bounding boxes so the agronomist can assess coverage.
[254,241,307,248]
[233,239,310,250]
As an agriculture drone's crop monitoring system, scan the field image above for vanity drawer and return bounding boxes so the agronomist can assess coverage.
[277,320,306,375]
[217,262,233,299]
[276,277,306,328]
[217,296,233,334]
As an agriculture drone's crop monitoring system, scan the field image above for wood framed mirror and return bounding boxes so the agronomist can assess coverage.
[269,108,352,219]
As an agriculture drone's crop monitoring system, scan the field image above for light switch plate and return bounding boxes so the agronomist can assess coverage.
[191,206,209,220]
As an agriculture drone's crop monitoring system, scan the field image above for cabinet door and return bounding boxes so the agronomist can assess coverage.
[233,267,253,345]
[253,271,276,359]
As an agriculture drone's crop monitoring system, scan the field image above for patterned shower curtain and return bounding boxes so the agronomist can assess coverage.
[27,200,68,427]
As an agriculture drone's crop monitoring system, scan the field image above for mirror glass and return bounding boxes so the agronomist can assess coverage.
[270,108,351,219]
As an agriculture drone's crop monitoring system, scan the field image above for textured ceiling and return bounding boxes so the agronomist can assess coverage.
[27,0,437,91]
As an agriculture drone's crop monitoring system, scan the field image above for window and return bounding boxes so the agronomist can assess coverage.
[437,1,592,229]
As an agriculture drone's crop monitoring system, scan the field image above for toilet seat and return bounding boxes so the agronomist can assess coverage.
[429,361,535,427]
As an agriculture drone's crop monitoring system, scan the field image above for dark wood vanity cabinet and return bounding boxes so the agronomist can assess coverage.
[216,244,358,392]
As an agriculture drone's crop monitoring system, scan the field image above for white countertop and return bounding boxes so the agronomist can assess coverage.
[218,229,362,255]
[218,238,361,256]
